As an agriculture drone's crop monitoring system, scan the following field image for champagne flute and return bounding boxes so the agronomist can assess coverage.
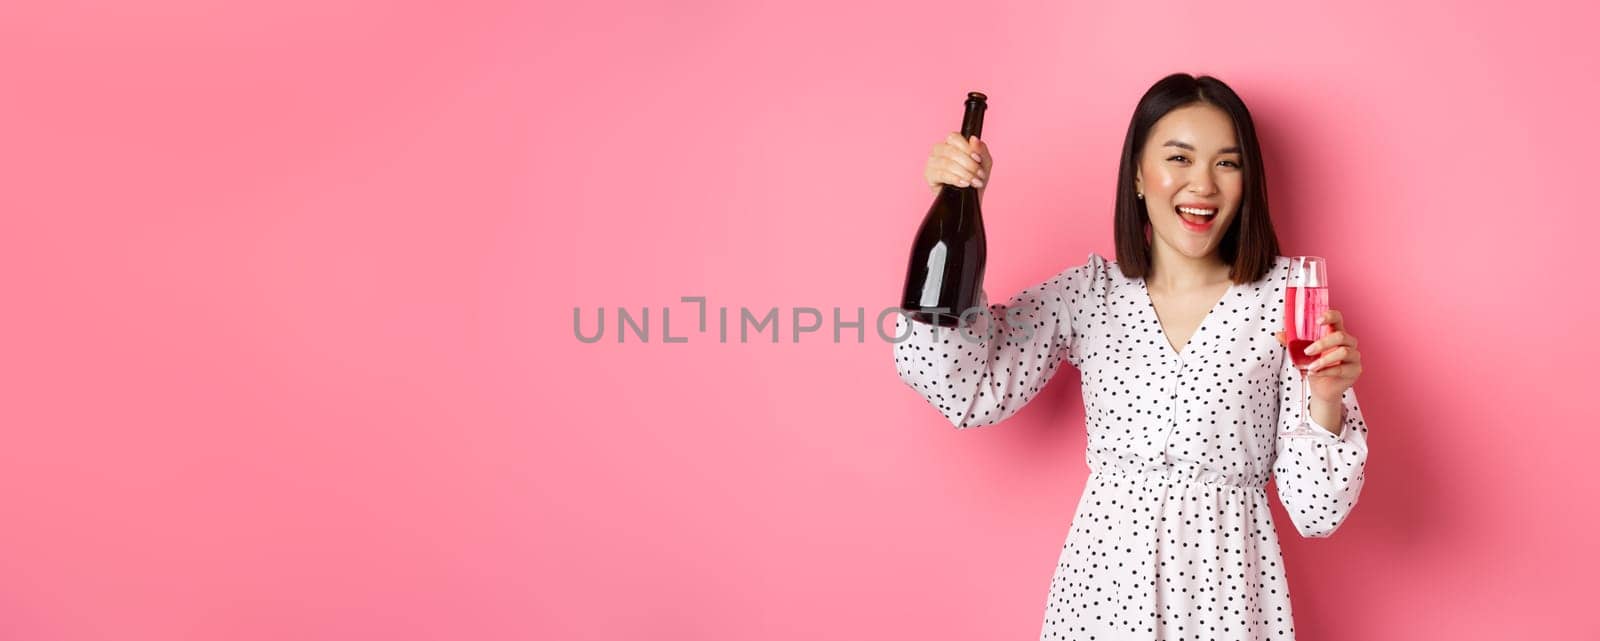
[1282,256,1330,439]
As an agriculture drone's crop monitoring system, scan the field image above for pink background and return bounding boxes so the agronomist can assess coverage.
[3,1,1595,639]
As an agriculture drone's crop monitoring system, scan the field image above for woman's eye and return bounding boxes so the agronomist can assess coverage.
[1167,155,1189,164]
[1218,160,1240,168]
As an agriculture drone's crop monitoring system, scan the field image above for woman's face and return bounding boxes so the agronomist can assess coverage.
[1135,103,1245,263]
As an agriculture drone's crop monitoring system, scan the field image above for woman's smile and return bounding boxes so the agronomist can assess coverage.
[1175,203,1219,231]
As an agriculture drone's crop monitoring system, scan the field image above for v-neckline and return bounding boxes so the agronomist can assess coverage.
[1138,276,1238,359]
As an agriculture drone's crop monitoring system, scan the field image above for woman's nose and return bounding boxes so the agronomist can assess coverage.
[1187,170,1217,194]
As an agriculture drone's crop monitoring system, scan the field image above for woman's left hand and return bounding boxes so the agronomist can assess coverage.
[1275,309,1363,403]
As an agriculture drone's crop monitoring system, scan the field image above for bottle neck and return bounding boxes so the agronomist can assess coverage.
[960,115,984,139]
[961,99,986,139]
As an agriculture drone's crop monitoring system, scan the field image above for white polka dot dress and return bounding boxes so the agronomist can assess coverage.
[893,253,1369,640]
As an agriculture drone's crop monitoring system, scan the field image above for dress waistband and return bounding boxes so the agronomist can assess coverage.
[1090,464,1268,490]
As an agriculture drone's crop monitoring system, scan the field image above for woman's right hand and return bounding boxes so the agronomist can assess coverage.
[924,132,993,196]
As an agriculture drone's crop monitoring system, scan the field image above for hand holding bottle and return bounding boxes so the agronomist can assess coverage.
[924,132,993,197]
[903,92,990,327]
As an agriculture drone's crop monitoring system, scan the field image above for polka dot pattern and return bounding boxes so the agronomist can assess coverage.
[893,253,1370,639]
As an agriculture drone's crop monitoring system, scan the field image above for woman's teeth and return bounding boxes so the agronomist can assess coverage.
[1177,206,1216,224]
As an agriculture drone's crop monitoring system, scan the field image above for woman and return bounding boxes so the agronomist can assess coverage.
[894,73,1369,639]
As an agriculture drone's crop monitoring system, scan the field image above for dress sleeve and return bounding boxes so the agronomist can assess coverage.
[892,253,1108,429]
[1271,350,1371,538]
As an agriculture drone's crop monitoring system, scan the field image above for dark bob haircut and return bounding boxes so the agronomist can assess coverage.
[1113,73,1281,284]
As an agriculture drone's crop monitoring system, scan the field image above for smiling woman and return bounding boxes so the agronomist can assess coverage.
[1118,75,1281,287]
[894,73,1370,640]
[1161,137,1236,229]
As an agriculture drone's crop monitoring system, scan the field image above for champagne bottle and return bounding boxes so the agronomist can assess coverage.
[901,91,988,327]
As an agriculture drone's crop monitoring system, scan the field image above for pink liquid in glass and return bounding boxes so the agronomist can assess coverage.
[1285,285,1328,370]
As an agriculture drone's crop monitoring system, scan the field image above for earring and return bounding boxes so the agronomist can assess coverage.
[1136,192,1143,199]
